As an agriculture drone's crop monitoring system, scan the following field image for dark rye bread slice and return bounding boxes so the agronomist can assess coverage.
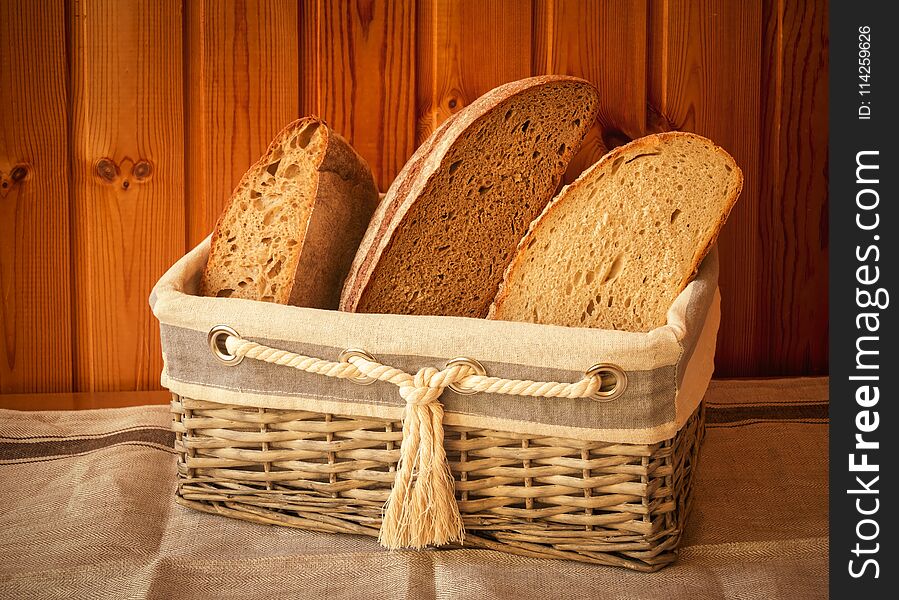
[340,76,600,317]
[489,132,743,332]
[201,117,380,308]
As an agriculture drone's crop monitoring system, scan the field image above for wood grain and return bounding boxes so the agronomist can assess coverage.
[534,0,648,181]
[186,0,301,247]
[758,0,828,375]
[302,0,416,191]
[70,0,185,391]
[0,0,831,404]
[416,0,531,145]
[649,0,763,377]
[0,0,72,393]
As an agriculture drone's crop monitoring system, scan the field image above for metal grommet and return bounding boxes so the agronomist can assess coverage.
[445,357,487,395]
[585,363,628,402]
[208,325,243,365]
[338,348,378,385]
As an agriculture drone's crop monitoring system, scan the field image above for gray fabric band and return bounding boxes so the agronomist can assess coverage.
[161,324,677,431]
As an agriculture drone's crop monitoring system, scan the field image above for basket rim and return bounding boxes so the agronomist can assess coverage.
[151,238,718,370]
[152,239,719,445]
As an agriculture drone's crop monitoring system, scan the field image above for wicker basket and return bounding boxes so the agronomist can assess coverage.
[171,396,704,571]
[153,240,720,572]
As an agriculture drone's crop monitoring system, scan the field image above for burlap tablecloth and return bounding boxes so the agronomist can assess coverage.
[0,378,828,599]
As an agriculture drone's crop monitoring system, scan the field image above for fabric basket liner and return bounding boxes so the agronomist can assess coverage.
[151,238,720,445]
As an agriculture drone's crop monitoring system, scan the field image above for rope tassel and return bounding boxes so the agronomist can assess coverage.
[378,367,465,549]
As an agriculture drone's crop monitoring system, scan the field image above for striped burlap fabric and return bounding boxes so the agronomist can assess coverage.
[0,378,828,599]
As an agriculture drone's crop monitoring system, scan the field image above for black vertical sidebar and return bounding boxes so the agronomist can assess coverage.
[830,1,898,597]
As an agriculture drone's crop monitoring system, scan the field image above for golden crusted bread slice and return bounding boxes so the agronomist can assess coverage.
[340,76,600,317]
[200,117,380,308]
[489,132,743,332]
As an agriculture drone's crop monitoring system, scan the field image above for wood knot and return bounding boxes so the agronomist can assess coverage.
[11,165,29,183]
[132,160,152,180]
[1,165,30,193]
[446,90,468,112]
[96,158,117,182]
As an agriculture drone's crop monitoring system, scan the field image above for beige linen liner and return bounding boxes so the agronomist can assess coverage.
[150,238,720,445]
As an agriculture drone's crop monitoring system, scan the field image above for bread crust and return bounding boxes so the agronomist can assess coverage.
[201,117,379,308]
[338,111,460,309]
[340,75,600,313]
[488,131,744,326]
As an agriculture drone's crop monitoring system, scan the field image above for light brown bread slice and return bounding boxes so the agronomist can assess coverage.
[200,117,380,308]
[488,132,743,332]
[340,76,600,318]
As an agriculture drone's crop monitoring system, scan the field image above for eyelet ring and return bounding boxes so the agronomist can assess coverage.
[338,348,378,385]
[585,363,628,402]
[208,325,243,365]
[445,357,487,395]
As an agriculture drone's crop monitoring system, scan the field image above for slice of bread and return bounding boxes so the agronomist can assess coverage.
[200,117,380,308]
[340,76,600,318]
[488,132,743,332]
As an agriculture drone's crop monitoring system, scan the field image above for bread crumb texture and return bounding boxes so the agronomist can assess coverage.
[357,80,598,318]
[202,121,325,303]
[491,132,742,332]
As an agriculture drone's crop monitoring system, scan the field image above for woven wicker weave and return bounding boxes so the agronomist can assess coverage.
[171,395,704,572]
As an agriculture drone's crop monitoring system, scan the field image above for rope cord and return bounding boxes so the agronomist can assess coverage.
[224,336,603,400]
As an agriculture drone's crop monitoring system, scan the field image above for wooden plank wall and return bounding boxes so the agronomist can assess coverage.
[70,0,186,392]
[0,0,829,397]
[0,0,72,393]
